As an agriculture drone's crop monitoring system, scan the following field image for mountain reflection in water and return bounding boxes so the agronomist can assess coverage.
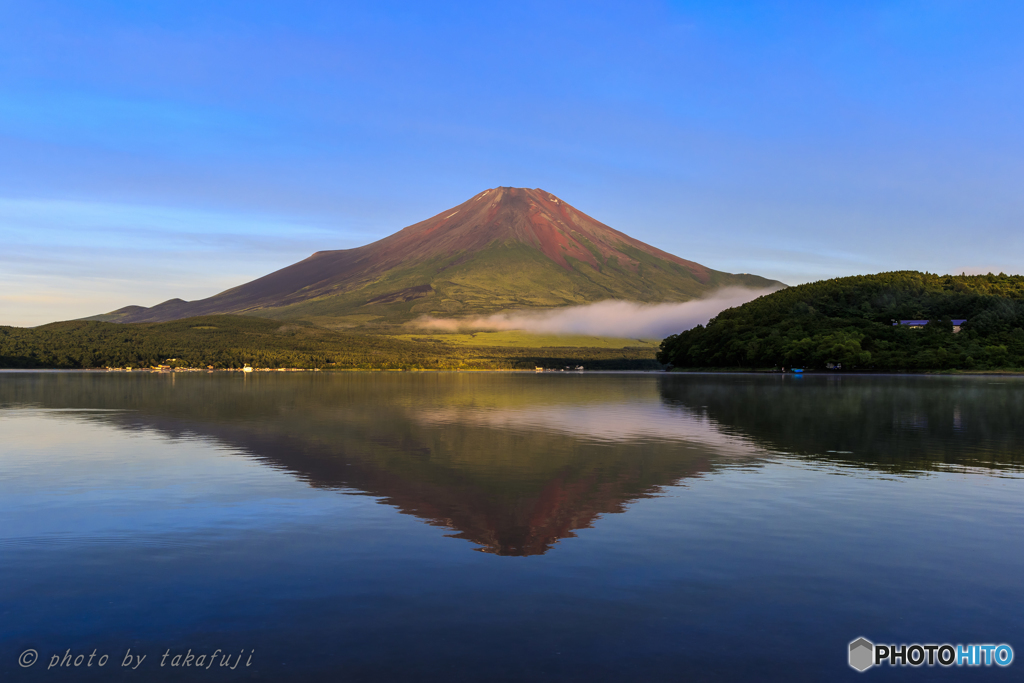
[2,372,1021,557]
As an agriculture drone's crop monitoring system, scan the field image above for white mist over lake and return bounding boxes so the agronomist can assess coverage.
[413,287,778,339]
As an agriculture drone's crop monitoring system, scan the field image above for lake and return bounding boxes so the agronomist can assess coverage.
[2,371,1022,681]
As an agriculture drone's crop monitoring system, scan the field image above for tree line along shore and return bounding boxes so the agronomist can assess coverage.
[0,315,659,371]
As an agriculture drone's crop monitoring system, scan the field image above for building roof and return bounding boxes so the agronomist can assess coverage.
[894,319,966,326]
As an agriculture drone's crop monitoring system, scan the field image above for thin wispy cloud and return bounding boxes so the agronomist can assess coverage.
[0,198,372,326]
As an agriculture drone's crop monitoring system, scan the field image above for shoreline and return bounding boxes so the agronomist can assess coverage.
[2,367,1022,376]
[666,368,1024,376]
[0,367,666,374]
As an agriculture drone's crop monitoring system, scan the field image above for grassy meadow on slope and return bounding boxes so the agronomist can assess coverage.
[658,271,1024,371]
[0,316,659,370]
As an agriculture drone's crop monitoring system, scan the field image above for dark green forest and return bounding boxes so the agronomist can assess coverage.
[0,315,658,371]
[658,271,1024,371]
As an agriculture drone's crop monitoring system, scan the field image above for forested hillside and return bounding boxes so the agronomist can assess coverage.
[0,316,658,371]
[658,272,1024,371]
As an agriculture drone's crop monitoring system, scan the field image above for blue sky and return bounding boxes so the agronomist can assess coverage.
[2,0,1022,326]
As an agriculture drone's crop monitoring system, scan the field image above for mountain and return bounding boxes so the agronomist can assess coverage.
[89,187,783,327]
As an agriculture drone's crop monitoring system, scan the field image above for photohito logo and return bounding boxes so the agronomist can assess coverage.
[849,637,1013,672]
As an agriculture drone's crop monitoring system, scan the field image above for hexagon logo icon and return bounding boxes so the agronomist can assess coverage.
[849,637,874,672]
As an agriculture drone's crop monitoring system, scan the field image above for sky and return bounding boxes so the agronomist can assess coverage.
[1,0,1023,326]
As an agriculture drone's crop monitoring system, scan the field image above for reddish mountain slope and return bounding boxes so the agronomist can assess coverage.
[90,187,782,325]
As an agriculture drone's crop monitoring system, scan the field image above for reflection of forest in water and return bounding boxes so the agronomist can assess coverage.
[658,374,1024,474]
[3,372,1021,556]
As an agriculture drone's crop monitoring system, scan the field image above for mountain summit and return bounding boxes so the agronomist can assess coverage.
[92,188,782,326]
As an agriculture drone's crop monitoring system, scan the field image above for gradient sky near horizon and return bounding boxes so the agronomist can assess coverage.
[2,0,1023,326]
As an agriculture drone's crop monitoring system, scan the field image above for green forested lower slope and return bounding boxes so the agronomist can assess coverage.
[658,272,1024,371]
[0,316,657,370]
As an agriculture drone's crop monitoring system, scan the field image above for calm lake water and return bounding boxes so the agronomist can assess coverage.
[2,371,1022,681]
